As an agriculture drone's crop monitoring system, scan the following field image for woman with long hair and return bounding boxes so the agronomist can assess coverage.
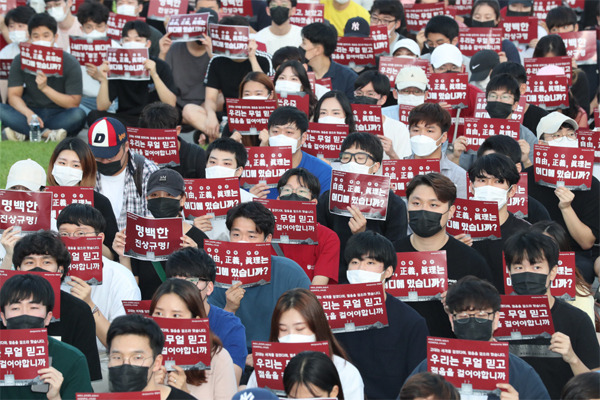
[314,90,356,133]
[273,60,317,119]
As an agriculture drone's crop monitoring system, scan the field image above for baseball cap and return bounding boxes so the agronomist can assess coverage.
[344,17,370,37]
[232,388,279,400]
[430,43,463,69]
[536,112,578,139]
[469,49,500,82]
[508,0,533,6]
[147,169,185,197]
[395,66,428,91]
[392,38,420,57]
[88,117,128,159]
[6,159,47,191]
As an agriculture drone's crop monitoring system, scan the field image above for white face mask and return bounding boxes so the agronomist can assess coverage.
[52,165,83,186]
[472,185,510,209]
[275,80,302,93]
[410,135,441,157]
[243,95,270,100]
[338,161,371,175]
[83,30,107,39]
[319,116,346,124]
[547,136,579,148]
[205,165,237,179]
[9,30,28,44]
[278,333,317,343]
[268,134,299,153]
[347,269,383,284]
[48,5,67,22]
[397,93,425,106]
[122,41,147,49]
[116,4,137,16]
[32,40,53,47]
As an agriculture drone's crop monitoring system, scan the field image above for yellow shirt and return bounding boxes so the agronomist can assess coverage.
[321,0,371,36]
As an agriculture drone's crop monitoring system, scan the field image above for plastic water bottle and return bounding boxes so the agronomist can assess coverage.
[29,115,41,142]
[219,116,228,135]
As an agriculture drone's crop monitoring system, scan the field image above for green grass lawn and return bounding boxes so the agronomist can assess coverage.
[0,141,58,189]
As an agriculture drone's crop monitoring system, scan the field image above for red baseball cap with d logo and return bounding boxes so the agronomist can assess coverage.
[88,117,128,159]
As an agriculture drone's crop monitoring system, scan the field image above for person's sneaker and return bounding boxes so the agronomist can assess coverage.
[4,127,26,141]
[44,129,67,142]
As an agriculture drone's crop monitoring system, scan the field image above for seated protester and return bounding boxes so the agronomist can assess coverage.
[395,173,493,337]
[419,16,470,73]
[283,352,345,400]
[321,0,369,37]
[391,38,421,58]
[407,275,550,400]
[369,0,405,50]
[255,0,302,55]
[11,231,102,381]
[0,274,93,400]
[88,117,159,230]
[301,22,358,100]
[113,168,208,299]
[207,202,311,350]
[273,60,318,119]
[57,204,141,392]
[106,314,196,399]
[468,49,499,92]
[477,135,551,224]
[469,153,530,293]
[87,20,177,128]
[272,45,304,70]
[342,18,371,75]
[562,373,600,400]
[114,0,163,58]
[352,71,412,160]
[139,102,207,179]
[407,103,468,199]
[504,231,600,399]
[317,132,408,283]
[399,372,460,400]
[45,0,82,51]
[165,248,248,384]
[274,168,340,284]
[314,90,356,132]
[335,231,429,400]
[382,66,428,120]
[1,13,86,142]
[528,112,599,283]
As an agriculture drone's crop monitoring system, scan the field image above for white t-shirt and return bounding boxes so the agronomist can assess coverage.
[206,189,256,241]
[99,169,127,223]
[255,24,302,55]
[382,116,412,160]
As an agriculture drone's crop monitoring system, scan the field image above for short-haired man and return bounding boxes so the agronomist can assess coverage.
[369,0,404,49]
[255,0,302,54]
[420,16,468,67]
[0,274,93,400]
[335,231,429,399]
[395,173,493,337]
[45,0,82,51]
[545,5,577,33]
[407,275,550,400]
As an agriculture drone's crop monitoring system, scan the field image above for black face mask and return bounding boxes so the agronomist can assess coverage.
[270,6,290,25]
[506,10,531,17]
[486,101,513,119]
[280,193,310,202]
[409,210,444,238]
[97,159,123,176]
[471,19,496,28]
[108,364,150,392]
[353,96,379,105]
[147,197,182,219]
[511,272,549,295]
[5,315,46,329]
[453,318,494,341]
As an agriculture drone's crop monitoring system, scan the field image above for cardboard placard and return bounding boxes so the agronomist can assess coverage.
[277,93,310,117]
[303,122,349,160]
[533,144,594,190]
[0,190,52,233]
[204,240,272,288]
[578,130,600,163]
[19,42,63,76]
[147,0,188,21]
[454,0,474,14]
[183,178,240,219]
[226,98,277,134]
[0,270,61,319]
[446,198,501,240]
[315,77,332,91]
[0,329,49,386]
[69,36,110,67]
[77,391,160,400]
[254,198,318,244]
[0,0,16,14]
[526,75,569,110]
[458,27,502,57]
[524,56,572,86]
[107,47,150,80]
[595,108,600,130]
[405,3,447,33]
[289,2,324,27]
[386,251,448,301]
[564,0,585,10]
[209,24,249,59]
[382,159,441,197]
[351,104,383,136]
[506,172,528,219]
[63,236,103,285]
[495,295,554,340]
[500,17,538,44]
[331,37,376,67]
[310,282,388,333]
[474,92,525,122]
[558,30,597,65]
[127,127,180,166]
[153,317,210,370]
[124,213,183,261]
[426,73,468,108]
[240,146,293,188]
[378,56,429,86]
[106,13,145,41]
[220,0,253,16]
[398,104,415,125]
[0,58,11,80]
[463,118,520,152]
[122,300,152,316]
[533,0,562,20]
[329,170,391,220]
[47,186,94,220]
[166,13,210,41]
[370,25,389,55]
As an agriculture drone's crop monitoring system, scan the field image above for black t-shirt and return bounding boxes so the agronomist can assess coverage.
[204,54,273,100]
[522,104,548,136]
[394,235,494,338]
[166,385,197,400]
[525,195,551,225]
[165,137,207,179]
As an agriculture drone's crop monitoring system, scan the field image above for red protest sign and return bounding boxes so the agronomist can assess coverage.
[506,172,528,219]
[221,0,253,16]
[533,144,594,190]
[147,0,188,20]
[405,3,446,33]
[166,13,210,41]
[526,75,569,110]
[107,13,145,41]
[595,108,600,130]
[558,31,597,65]
[47,186,94,220]
[0,0,16,14]
[454,0,474,14]
[127,127,180,166]
[501,17,537,44]
[458,27,502,57]
[382,159,441,197]
[277,93,310,117]
[399,104,415,125]
[107,47,150,80]
[370,25,389,55]
[426,73,468,108]
[533,0,562,20]
[427,337,509,392]
[254,198,318,244]
[0,270,62,319]
[351,104,383,136]
[77,392,160,400]
[303,122,348,160]
[0,329,49,385]
[154,317,211,370]
[495,295,554,339]
[578,130,600,163]
[209,24,249,58]
[183,178,240,218]
[331,37,376,67]
[378,56,429,89]
[226,98,277,134]
[19,43,63,76]
[252,341,330,393]
[386,251,448,300]
[315,77,331,91]
[122,300,152,316]
[524,56,572,86]
[329,170,391,220]
[63,236,103,285]
[240,146,293,187]
[0,190,52,233]
[565,0,585,10]
[463,118,520,152]
[290,2,324,27]
[204,240,272,288]
[0,58,11,80]
[446,198,501,240]
[124,213,183,261]
[69,36,110,67]
[310,282,388,332]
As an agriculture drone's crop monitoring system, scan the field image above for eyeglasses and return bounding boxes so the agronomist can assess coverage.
[184,277,210,289]
[354,90,379,98]
[279,186,312,198]
[487,93,514,103]
[108,354,154,367]
[398,88,425,96]
[545,132,577,140]
[58,231,99,238]
[452,311,495,324]
[339,152,375,165]
[370,14,396,25]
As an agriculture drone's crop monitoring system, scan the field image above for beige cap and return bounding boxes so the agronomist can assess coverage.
[6,159,47,191]
[536,112,578,139]
[395,66,428,91]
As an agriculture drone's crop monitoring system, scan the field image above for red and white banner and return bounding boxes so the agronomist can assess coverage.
[124,213,182,261]
[379,56,429,90]
[595,108,600,130]
[107,47,149,80]
[209,24,249,58]
[221,0,253,16]
[0,190,52,232]
[311,282,388,333]
[386,251,448,301]
[329,170,391,220]
[122,300,152,316]
[147,0,188,20]
[47,186,94,220]
[495,295,554,339]
[454,0,474,14]
[427,337,509,392]
[524,56,572,86]
[463,118,520,152]
[0,270,62,319]
[289,2,324,27]
[254,198,318,244]
[69,36,111,67]
[533,0,562,20]
[565,0,585,9]
[226,98,277,134]
[204,240,271,288]
[183,178,240,219]
[77,391,160,400]
[351,104,383,136]
[0,329,49,386]
[19,43,63,76]
[370,25,389,55]
[166,13,211,41]
[0,58,11,80]
[578,130,600,163]
[458,27,502,57]
[526,75,569,110]
[533,144,594,190]
[106,13,145,41]
[405,3,446,33]
[63,236,103,285]
[331,37,376,67]
[240,146,293,188]
[558,31,597,65]
[303,122,348,160]
[446,198,501,240]
[399,104,416,125]
[506,172,528,219]
[501,17,537,44]
[426,73,468,108]
[277,93,310,117]
[153,317,210,370]
[0,0,16,14]
[382,159,440,197]
[127,127,180,166]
